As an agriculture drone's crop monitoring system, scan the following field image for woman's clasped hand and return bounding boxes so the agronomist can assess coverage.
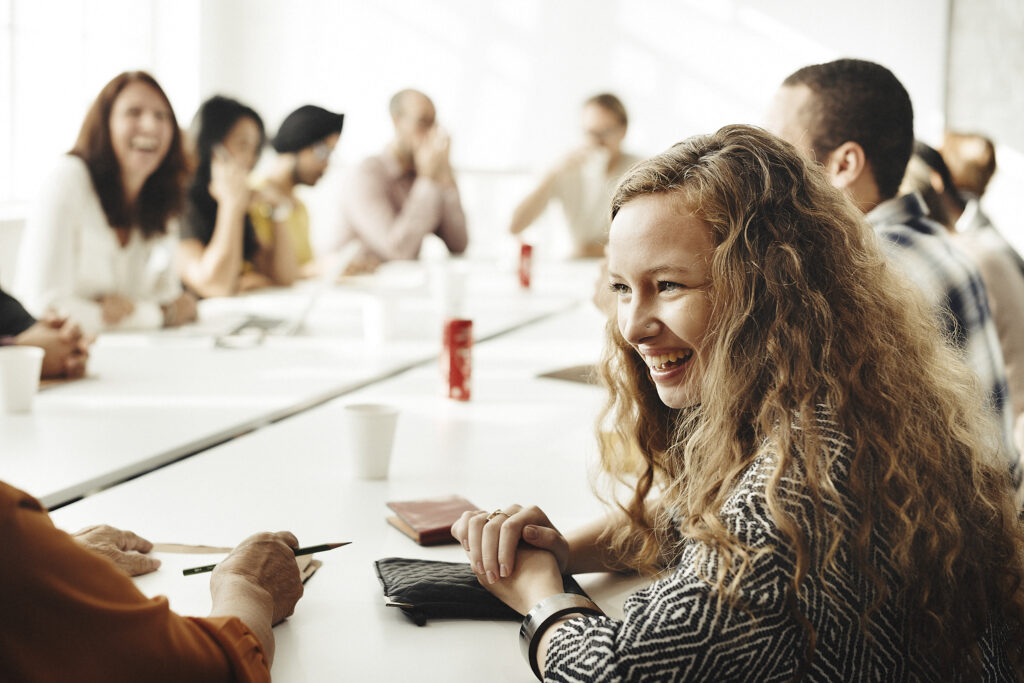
[452,505,569,614]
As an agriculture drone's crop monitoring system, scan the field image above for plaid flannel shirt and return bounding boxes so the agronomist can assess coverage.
[868,193,1019,481]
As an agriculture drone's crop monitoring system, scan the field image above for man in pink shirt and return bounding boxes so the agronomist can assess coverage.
[334,89,468,264]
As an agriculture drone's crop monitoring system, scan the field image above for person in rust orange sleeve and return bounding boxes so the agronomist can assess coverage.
[0,480,304,682]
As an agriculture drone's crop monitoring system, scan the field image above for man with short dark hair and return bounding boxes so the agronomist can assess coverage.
[332,89,467,264]
[766,58,1019,479]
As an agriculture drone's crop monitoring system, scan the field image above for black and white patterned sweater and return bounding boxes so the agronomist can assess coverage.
[545,421,1015,682]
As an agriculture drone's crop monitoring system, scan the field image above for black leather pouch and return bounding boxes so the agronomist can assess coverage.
[374,557,588,626]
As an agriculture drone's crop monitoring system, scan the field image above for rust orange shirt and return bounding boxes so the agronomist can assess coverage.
[0,481,271,682]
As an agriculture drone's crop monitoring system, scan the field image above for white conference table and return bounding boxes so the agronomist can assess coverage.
[4,258,601,509]
[50,303,647,683]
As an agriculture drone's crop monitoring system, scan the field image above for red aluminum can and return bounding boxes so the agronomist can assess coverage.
[518,243,533,289]
[442,318,473,401]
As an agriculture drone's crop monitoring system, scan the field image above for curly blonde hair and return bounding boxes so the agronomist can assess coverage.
[596,124,1024,676]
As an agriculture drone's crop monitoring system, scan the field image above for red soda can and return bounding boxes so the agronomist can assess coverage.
[442,318,473,400]
[518,243,533,289]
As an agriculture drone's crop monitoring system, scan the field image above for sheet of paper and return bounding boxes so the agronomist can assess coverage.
[150,543,233,554]
[134,547,322,618]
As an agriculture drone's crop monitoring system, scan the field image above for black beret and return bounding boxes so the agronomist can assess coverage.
[271,105,344,153]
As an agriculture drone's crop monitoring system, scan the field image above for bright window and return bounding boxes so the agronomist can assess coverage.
[0,0,199,208]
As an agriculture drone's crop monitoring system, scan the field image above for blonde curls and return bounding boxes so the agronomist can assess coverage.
[594,124,1024,676]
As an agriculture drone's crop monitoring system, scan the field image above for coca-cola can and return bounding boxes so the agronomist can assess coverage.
[518,243,533,289]
[442,318,473,401]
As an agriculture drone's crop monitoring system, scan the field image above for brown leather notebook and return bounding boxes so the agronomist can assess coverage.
[386,495,478,546]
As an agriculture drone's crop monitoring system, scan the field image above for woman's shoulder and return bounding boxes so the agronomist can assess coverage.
[720,412,854,530]
[25,156,101,234]
[47,154,92,186]
[35,155,97,203]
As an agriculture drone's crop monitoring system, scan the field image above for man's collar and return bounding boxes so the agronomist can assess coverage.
[956,196,991,233]
[865,192,929,229]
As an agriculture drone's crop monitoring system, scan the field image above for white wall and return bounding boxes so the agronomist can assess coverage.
[0,0,200,287]
[194,0,954,257]
[1,0,200,207]
[199,0,951,164]
[8,0,1023,270]
[946,0,1024,255]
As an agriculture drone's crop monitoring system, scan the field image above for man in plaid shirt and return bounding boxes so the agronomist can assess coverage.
[766,58,1019,484]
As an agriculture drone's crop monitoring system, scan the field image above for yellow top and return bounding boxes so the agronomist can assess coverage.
[249,189,314,266]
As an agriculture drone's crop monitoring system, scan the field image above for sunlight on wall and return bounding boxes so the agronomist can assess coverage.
[2,0,1020,263]
[0,0,200,207]
[202,0,957,258]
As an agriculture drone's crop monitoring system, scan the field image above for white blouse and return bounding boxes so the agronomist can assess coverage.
[14,156,182,334]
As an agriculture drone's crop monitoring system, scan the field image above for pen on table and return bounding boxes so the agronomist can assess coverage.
[182,542,352,576]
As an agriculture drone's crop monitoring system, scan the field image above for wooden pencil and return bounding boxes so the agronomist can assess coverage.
[182,542,351,576]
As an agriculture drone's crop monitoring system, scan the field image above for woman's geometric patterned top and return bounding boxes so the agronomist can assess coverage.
[546,419,1014,681]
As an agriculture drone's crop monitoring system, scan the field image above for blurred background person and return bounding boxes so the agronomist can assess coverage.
[250,105,344,279]
[179,96,297,297]
[1,285,90,379]
[942,131,1024,274]
[510,93,642,258]
[331,88,467,267]
[903,142,1024,454]
[13,71,196,335]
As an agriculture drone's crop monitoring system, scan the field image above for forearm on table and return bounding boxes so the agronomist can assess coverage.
[16,225,89,325]
[181,204,247,296]
[45,296,104,335]
[348,177,443,260]
[565,516,625,575]
[152,247,186,308]
[437,188,468,254]
[0,290,36,334]
[118,300,165,330]
[265,222,299,286]
[535,616,575,679]
[209,577,276,666]
[510,173,557,235]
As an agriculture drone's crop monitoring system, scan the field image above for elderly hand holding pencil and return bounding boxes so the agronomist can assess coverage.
[200,531,306,665]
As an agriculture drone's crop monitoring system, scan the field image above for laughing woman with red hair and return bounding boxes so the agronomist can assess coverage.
[15,71,196,334]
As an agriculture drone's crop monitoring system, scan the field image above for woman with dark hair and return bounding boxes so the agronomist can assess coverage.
[15,71,197,334]
[178,96,297,297]
[455,125,1024,680]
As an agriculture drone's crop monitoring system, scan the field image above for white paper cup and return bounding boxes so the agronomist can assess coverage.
[0,346,44,413]
[342,403,399,479]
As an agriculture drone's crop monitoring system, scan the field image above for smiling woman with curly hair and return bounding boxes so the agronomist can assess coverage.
[453,124,1024,681]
